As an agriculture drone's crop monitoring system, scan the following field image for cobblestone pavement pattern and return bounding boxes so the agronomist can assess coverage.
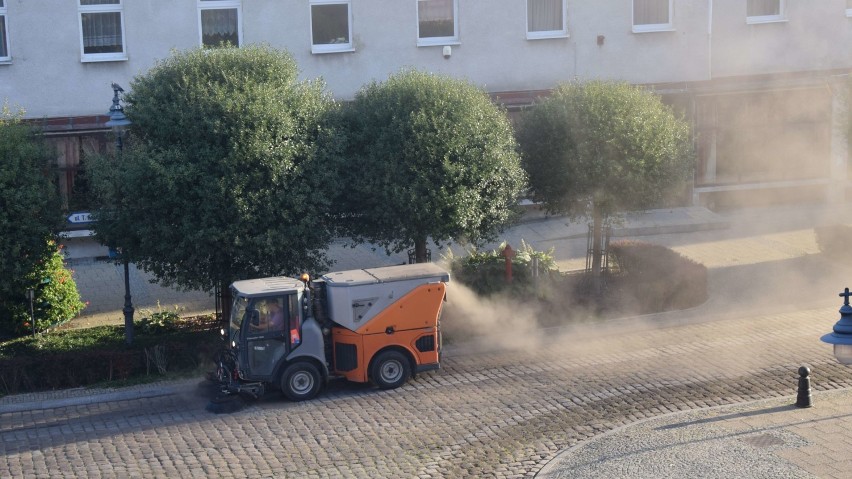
[3,304,852,478]
[6,204,852,478]
[537,387,852,479]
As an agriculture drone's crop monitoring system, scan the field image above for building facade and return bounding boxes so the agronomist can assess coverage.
[1,0,851,211]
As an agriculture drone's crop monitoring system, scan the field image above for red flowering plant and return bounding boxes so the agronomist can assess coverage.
[3,242,87,336]
[24,244,86,333]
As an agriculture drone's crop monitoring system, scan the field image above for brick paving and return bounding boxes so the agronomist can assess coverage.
[2,304,851,478]
[6,203,852,478]
[538,382,852,478]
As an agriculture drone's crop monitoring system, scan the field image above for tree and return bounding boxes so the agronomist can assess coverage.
[330,69,527,263]
[88,46,340,321]
[517,81,693,287]
[0,107,71,336]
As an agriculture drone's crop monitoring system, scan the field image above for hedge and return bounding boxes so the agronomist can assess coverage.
[0,316,221,395]
[815,224,852,256]
[608,240,708,314]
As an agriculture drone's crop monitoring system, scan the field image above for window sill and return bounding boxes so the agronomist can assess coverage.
[632,25,675,33]
[81,54,128,63]
[311,46,355,55]
[746,16,788,25]
[0,59,11,65]
[417,39,460,48]
[526,32,569,40]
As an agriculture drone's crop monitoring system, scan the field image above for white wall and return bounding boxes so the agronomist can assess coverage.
[711,0,852,78]
[0,0,849,120]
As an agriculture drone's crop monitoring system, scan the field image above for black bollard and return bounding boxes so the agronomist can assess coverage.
[796,365,813,408]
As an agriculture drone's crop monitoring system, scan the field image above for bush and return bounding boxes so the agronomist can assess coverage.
[445,241,558,297]
[815,225,851,256]
[0,108,65,338]
[136,302,182,335]
[608,240,707,314]
[0,315,220,395]
[0,243,85,336]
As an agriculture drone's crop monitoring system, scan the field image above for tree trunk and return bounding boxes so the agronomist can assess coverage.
[414,238,429,263]
[591,206,603,294]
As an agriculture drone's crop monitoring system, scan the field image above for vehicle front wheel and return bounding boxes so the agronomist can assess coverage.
[370,350,411,390]
[280,362,322,401]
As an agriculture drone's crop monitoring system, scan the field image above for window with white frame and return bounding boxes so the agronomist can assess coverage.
[0,0,9,62]
[78,0,126,62]
[632,0,672,32]
[747,0,785,24]
[310,0,353,53]
[198,0,241,48]
[527,0,568,39]
[846,0,852,17]
[417,0,457,46]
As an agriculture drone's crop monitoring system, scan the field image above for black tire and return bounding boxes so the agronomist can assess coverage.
[280,362,322,401]
[370,350,411,390]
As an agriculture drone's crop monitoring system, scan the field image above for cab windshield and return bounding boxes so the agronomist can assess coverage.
[231,295,250,334]
[231,293,302,346]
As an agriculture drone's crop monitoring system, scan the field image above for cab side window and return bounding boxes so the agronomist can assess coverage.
[288,294,302,346]
[250,297,287,334]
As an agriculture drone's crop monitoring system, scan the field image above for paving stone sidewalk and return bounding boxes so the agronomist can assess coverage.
[537,388,852,479]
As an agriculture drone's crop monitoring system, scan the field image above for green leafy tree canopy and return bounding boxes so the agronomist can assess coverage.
[517,80,694,283]
[89,46,341,310]
[518,80,693,218]
[332,69,527,262]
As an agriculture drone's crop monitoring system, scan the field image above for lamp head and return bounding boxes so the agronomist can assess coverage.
[821,287,852,364]
[106,82,132,131]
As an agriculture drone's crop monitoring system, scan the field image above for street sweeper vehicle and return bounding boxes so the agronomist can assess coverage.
[214,263,449,402]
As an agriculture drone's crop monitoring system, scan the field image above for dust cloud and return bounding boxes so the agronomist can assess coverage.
[439,279,605,352]
[437,201,852,381]
[441,281,543,351]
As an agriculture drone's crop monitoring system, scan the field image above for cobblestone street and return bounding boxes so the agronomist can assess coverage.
[7,204,852,477]
[3,303,851,478]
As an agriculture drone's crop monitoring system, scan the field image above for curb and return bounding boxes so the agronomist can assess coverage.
[612,219,731,237]
[0,382,194,415]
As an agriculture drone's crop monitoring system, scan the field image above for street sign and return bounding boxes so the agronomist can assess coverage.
[67,212,93,224]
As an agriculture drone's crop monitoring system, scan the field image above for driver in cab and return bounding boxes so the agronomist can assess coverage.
[251,298,284,332]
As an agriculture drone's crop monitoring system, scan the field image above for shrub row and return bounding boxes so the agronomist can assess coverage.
[0,316,222,395]
[814,224,852,256]
[608,240,708,314]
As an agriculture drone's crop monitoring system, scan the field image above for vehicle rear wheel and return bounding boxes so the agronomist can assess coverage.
[280,362,322,401]
[370,350,411,390]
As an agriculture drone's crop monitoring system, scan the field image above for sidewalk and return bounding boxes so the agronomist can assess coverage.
[536,388,852,479]
[64,205,731,327]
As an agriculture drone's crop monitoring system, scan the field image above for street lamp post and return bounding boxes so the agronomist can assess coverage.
[820,288,852,364]
[105,83,134,346]
[26,288,35,338]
